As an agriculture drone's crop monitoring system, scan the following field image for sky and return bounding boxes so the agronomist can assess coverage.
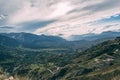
[0,0,120,38]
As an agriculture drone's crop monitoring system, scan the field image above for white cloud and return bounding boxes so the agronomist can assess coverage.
[35,22,120,38]
[0,0,120,37]
[34,0,120,37]
[8,0,73,24]
[0,14,6,20]
[50,1,73,18]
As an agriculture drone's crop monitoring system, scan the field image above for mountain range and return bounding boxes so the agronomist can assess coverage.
[1,31,120,50]
[0,32,67,49]
[69,31,120,41]
[0,32,120,80]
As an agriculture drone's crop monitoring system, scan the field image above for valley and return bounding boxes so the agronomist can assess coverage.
[0,32,120,80]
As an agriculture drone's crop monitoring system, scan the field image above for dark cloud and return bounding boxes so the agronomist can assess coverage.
[0,26,14,33]
[67,9,79,15]
[103,24,119,29]
[18,20,56,31]
[81,0,120,13]
[0,26,14,29]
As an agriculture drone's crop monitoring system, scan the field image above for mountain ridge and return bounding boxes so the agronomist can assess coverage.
[69,31,120,41]
[1,31,120,50]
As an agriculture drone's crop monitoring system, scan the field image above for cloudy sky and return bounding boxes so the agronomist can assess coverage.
[0,0,120,38]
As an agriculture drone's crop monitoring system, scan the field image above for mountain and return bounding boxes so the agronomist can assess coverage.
[49,37,120,80]
[0,34,20,47]
[0,35,120,80]
[1,32,120,50]
[0,32,97,50]
[69,31,120,41]
[1,32,67,48]
[1,32,66,43]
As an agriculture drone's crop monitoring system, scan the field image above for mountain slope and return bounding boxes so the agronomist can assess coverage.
[0,34,20,47]
[49,37,120,80]
[1,33,68,48]
[0,36,120,80]
[1,32,66,43]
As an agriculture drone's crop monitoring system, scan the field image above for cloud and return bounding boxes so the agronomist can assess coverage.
[0,14,6,20]
[34,0,120,37]
[35,17,120,38]
[0,25,15,33]
[17,20,56,32]
[0,0,120,37]
[0,26,14,29]
[8,0,73,24]
[81,0,120,12]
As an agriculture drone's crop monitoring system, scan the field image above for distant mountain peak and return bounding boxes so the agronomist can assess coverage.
[69,31,120,41]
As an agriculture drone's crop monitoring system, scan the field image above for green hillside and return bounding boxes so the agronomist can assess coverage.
[49,37,120,80]
[0,37,120,80]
